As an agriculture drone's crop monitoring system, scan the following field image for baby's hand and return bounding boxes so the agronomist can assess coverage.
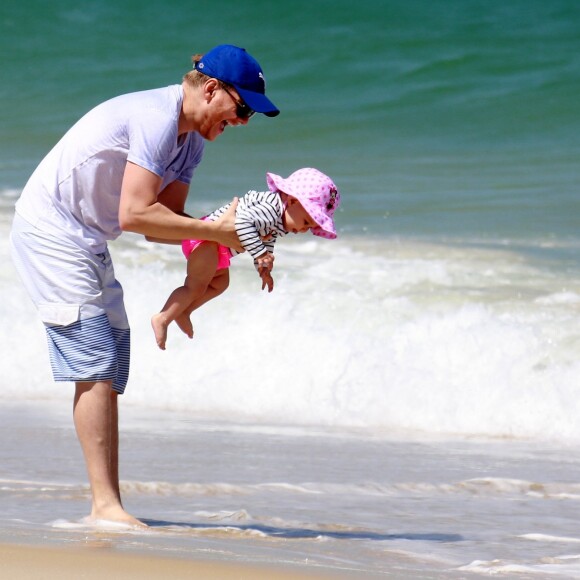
[255,251,274,272]
[260,269,274,293]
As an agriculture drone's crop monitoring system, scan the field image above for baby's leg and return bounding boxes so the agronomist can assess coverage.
[176,268,230,335]
[151,243,219,349]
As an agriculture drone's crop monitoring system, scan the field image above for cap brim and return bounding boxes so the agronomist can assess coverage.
[236,86,280,117]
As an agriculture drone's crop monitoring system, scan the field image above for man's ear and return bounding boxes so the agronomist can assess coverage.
[204,78,220,102]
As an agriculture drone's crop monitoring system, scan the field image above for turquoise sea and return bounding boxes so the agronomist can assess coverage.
[2,0,579,245]
[1,1,580,577]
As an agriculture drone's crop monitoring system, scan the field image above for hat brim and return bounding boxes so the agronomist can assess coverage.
[236,86,280,117]
[312,225,337,239]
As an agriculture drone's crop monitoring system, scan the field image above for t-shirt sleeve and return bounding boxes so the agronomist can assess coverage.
[126,110,178,177]
[175,134,204,185]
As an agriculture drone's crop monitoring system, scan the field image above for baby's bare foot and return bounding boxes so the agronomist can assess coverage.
[151,314,168,350]
[175,314,194,339]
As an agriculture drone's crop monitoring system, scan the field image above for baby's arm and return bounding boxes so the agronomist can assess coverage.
[235,193,280,258]
[235,193,281,288]
[236,218,268,258]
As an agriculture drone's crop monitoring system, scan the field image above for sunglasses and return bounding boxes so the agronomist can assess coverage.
[221,85,255,120]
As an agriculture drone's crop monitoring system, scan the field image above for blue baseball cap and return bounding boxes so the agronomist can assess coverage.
[194,44,280,117]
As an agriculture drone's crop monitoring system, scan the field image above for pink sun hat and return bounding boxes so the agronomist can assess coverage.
[266,168,340,239]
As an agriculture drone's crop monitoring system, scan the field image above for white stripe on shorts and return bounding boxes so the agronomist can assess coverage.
[46,314,131,394]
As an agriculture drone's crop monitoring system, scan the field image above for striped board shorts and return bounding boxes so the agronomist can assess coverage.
[10,213,131,394]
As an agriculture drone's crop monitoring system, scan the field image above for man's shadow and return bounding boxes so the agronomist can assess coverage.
[141,519,463,543]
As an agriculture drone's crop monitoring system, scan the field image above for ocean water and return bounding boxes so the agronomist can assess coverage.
[1,0,580,577]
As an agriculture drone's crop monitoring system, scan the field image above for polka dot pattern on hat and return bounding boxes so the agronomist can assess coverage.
[266,168,340,239]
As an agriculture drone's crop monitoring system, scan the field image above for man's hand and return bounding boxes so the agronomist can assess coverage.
[212,198,243,252]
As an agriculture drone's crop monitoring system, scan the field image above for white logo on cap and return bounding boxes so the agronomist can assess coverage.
[259,71,266,88]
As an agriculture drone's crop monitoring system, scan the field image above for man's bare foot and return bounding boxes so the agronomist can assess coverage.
[89,504,147,528]
[175,314,194,339]
[151,314,169,350]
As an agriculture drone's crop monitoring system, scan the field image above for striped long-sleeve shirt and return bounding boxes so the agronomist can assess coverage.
[204,190,288,261]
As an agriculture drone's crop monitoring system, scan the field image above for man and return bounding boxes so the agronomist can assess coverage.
[10,44,279,526]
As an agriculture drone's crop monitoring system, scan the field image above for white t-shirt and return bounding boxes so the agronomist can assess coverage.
[15,84,204,253]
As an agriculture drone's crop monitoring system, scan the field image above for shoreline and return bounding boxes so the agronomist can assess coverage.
[0,542,350,580]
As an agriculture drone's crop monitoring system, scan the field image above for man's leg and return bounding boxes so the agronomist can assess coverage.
[73,380,143,526]
[109,390,121,503]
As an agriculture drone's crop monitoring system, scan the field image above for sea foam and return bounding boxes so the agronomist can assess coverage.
[2,230,579,442]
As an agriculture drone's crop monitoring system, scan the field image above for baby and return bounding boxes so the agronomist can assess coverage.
[151,167,340,349]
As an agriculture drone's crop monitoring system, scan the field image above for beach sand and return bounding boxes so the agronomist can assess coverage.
[1,543,349,580]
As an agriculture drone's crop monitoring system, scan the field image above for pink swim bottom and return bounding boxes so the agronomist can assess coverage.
[181,238,232,270]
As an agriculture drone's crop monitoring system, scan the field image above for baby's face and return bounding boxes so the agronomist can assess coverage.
[283,198,317,234]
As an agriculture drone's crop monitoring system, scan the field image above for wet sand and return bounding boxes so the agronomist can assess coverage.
[1,543,349,580]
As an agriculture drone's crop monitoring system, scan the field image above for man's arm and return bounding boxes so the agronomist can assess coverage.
[118,162,241,250]
[143,179,192,244]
